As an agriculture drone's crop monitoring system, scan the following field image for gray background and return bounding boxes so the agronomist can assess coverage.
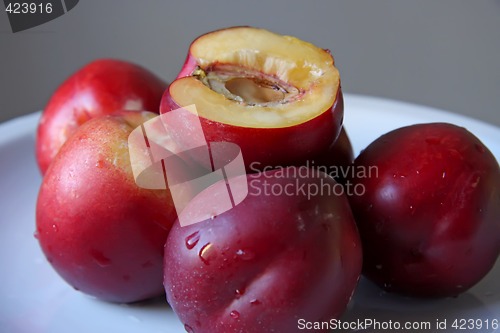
[0,0,499,126]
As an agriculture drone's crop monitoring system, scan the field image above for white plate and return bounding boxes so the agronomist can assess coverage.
[0,94,498,333]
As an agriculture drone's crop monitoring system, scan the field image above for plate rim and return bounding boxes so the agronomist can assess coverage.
[0,94,499,145]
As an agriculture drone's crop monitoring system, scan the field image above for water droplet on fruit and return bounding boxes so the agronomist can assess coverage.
[250,299,261,305]
[323,212,334,219]
[184,324,194,333]
[95,160,105,168]
[475,143,486,153]
[90,249,111,267]
[210,215,216,220]
[199,243,213,265]
[230,310,240,319]
[33,231,39,239]
[52,224,58,232]
[236,249,255,260]
[185,231,200,250]
[471,176,481,188]
[442,171,446,179]
[235,288,245,299]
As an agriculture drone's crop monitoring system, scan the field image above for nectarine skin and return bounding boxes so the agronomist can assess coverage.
[161,88,343,171]
[310,127,354,184]
[347,123,500,297]
[36,111,176,303]
[164,168,361,333]
[36,59,167,174]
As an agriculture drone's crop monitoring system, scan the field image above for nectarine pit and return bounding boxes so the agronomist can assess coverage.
[193,64,302,106]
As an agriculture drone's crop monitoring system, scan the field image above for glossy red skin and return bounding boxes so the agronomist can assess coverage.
[310,127,354,184]
[164,168,362,333]
[36,59,167,174]
[161,86,343,171]
[347,123,500,297]
[176,51,199,79]
[36,111,176,303]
